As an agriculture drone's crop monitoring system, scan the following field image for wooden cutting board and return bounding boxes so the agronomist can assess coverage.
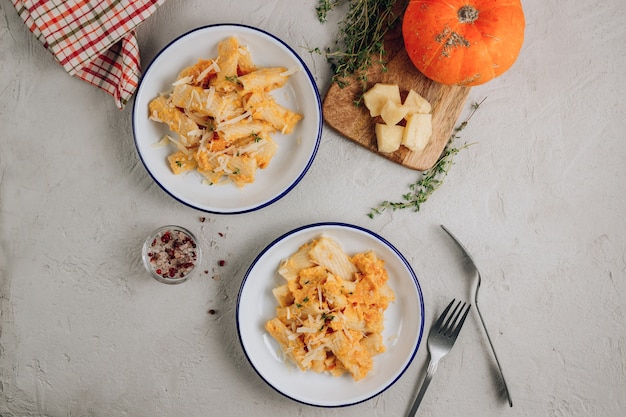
[323,26,471,171]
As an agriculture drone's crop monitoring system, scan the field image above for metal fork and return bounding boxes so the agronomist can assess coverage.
[407,299,471,416]
[440,225,513,407]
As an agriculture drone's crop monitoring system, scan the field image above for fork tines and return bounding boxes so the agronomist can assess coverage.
[437,299,471,338]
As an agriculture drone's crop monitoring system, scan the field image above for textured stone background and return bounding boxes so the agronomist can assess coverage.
[1,0,625,416]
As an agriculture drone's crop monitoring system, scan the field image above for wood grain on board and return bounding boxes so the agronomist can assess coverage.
[322,28,471,171]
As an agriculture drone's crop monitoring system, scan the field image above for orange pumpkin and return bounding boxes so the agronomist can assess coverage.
[402,0,525,86]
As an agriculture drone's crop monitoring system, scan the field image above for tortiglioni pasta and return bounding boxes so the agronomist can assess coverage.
[148,36,303,188]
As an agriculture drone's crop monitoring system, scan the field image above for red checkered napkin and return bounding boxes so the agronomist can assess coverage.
[13,0,167,109]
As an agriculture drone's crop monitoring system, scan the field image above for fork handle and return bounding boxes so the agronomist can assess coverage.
[407,359,440,416]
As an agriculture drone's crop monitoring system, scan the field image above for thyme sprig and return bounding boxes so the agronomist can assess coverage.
[314,0,401,88]
[368,99,486,218]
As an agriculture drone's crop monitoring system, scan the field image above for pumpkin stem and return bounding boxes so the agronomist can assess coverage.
[458,5,479,24]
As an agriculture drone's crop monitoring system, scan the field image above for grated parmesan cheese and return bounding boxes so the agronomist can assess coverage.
[204,86,216,110]
[237,138,266,155]
[196,59,220,83]
[216,110,252,130]
[168,136,192,155]
[172,75,194,86]
[151,135,171,148]
[280,67,300,77]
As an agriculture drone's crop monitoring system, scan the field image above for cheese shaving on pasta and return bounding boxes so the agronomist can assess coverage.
[148,36,303,187]
[172,75,194,86]
[265,236,395,381]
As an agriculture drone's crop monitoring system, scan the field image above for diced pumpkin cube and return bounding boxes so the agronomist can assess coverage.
[363,83,401,117]
[402,113,432,152]
[402,89,432,114]
[375,123,404,153]
[380,100,409,125]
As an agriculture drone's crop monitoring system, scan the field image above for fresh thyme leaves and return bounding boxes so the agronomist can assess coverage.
[315,0,337,22]
[367,98,486,218]
[314,0,401,88]
[225,75,241,85]
[321,312,335,321]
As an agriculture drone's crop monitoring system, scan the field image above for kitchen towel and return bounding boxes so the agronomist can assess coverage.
[12,0,167,108]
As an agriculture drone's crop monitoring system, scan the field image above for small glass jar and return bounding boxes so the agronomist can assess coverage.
[142,225,201,284]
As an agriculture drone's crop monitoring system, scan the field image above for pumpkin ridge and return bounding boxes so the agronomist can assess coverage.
[458,24,493,85]
[406,1,452,70]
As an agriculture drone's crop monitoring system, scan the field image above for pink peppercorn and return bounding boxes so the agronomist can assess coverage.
[144,226,201,284]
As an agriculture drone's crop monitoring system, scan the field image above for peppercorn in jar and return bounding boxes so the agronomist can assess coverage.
[142,225,201,284]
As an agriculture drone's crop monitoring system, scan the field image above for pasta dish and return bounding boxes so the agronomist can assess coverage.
[265,236,395,381]
[148,36,303,187]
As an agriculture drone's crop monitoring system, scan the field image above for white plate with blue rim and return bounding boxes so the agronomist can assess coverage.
[132,24,321,214]
[237,222,425,407]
